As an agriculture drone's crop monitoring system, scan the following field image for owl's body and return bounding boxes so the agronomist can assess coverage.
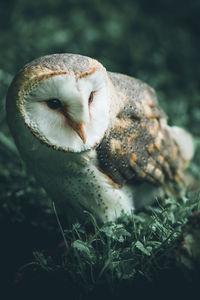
[6,54,194,223]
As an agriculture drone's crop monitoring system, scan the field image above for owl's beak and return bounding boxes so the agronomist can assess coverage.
[62,108,87,143]
[71,122,86,144]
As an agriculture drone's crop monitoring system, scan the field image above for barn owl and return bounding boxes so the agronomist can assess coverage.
[6,53,194,223]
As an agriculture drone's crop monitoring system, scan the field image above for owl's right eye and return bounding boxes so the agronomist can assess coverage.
[46,99,62,110]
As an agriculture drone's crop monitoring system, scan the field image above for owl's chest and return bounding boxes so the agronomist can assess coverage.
[29,149,134,222]
[35,153,95,193]
[30,150,97,201]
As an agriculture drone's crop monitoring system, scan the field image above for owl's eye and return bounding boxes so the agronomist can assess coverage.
[46,98,62,110]
[88,91,94,105]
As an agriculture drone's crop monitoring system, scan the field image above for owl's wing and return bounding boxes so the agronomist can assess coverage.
[96,72,193,195]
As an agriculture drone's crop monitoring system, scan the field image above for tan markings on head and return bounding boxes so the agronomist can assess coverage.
[24,70,67,95]
[16,66,72,153]
[75,59,103,79]
[19,65,68,87]
[17,67,67,123]
[75,66,100,79]
[130,153,137,168]
[18,67,67,104]
[33,69,67,81]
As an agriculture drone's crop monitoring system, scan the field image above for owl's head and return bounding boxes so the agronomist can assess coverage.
[7,54,110,153]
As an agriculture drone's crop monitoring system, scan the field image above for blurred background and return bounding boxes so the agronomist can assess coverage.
[1,0,200,132]
[0,0,200,297]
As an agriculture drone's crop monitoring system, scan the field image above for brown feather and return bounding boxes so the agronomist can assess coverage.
[96,72,187,196]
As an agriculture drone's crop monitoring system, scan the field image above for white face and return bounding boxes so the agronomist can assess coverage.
[21,70,110,152]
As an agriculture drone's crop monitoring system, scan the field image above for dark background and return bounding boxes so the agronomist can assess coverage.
[0,0,200,298]
[1,0,200,132]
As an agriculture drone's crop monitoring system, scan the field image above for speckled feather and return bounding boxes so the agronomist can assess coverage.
[24,53,102,77]
[97,72,186,195]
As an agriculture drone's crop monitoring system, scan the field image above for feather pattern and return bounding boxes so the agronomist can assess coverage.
[96,72,189,196]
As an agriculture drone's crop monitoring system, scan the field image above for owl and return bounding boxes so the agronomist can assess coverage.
[6,53,194,223]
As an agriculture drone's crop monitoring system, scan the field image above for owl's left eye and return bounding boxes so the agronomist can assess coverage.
[88,91,94,105]
[46,98,62,110]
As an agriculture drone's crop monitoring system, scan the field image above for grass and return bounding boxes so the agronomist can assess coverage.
[1,133,200,299]
[34,194,200,296]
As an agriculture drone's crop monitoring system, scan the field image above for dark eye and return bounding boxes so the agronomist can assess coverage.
[88,91,94,105]
[46,98,62,110]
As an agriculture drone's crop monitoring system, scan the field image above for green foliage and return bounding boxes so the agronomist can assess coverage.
[0,0,200,298]
[32,194,200,298]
